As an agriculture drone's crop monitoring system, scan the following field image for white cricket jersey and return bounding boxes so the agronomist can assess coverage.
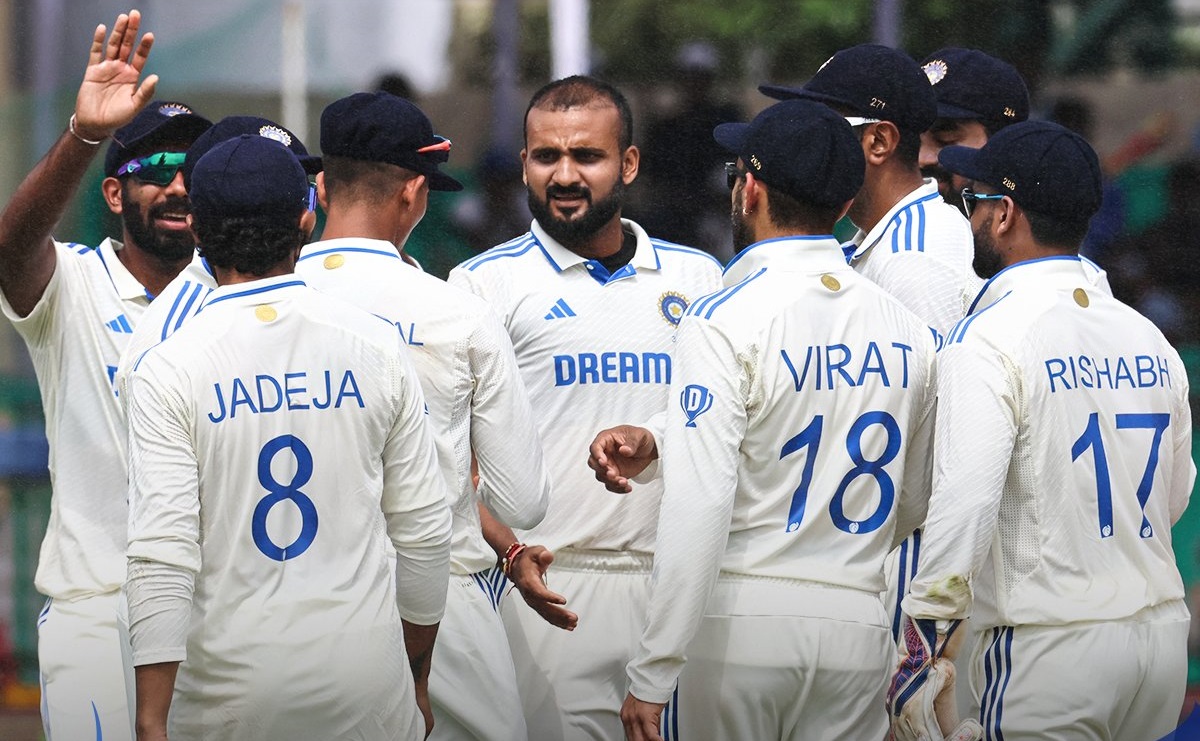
[847,179,980,342]
[296,237,550,575]
[115,252,215,395]
[0,238,151,600]
[627,236,937,703]
[126,276,452,670]
[448,219,723,554]
[904,256,1195,629]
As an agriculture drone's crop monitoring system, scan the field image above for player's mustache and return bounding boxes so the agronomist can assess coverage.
[546,185,591,202]
[148,196,191,219]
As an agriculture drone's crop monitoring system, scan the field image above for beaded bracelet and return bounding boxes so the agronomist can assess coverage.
[68,114,104,146]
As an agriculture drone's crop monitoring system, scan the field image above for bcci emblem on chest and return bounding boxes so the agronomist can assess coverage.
[681,384,713,427]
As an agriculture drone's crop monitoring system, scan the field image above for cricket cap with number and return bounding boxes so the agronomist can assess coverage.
[921,48,1029,128]
[714,99,864,208]
[759,44,937,135]
[939,120,1102,219]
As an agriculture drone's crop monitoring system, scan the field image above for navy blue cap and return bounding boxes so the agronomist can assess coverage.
[939,121,1102,219]
[104,101,212,177]
[189,135,309,221]
[320,92,463,192]
[921,48,1029,127]
[759,44,936,135]
[183,116,321,189]
[714,99,864,208]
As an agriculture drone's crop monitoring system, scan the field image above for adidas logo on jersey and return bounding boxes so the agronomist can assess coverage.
[105,314,133,333]
[544,299,577,320]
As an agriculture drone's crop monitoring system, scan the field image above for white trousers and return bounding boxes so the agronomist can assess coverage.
[669,579,892,741]
[969,604,1189,741]
[428,572,527,741]
[38,590,135,741]
[500,550,651,741]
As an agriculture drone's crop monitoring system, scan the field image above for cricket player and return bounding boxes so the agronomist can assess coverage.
[0,12,211,739]
[115,114,322,386]
[295,91,551,741]
[448,76,723,740]
[892,121,1194,740]
[125,134,453,741]
[761,44,977,658]
[916,48,1029,207]
[761,43,976,343]
[597,99,936,741]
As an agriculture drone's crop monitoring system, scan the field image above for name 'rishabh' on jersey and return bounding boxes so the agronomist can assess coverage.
[449,219,723,554]
[906,256,1195,630]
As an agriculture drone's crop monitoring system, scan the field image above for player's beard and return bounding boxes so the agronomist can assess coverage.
[528,177,624,248]
[730,186,754,253]
[121,194,197,263]
[972,211,1004,279]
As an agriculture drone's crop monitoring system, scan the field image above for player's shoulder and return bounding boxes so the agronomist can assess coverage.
[880,190,971,255]
[454,231,540,275]
[647,236,724,272]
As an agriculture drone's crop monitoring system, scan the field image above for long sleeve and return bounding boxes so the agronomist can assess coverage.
[1167,349,1196,525]
[125,355,201,664]
[381,349,453,626]
[627,317,747,703]
[903,341,1019,621]
[470,308,550,530]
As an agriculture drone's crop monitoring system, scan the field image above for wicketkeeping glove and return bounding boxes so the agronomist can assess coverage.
[887,617,983,741]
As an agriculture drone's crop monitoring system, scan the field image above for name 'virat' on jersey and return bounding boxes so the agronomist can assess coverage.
[449,219,724,554]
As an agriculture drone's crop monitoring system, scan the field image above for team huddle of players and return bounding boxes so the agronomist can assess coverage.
[0,8,1193,741]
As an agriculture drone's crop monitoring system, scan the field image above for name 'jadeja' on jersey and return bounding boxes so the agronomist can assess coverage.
[207,369,365,424]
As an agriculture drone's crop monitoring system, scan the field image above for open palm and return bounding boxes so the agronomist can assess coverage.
[74,9,158,141]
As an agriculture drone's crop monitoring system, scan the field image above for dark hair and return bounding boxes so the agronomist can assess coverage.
[321,155,417,207]
[1023,207,1090,250]
[194,214,304,276]
[766,189,843,233]
[524,75,634,151]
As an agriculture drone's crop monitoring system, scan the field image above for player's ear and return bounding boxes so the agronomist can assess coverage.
[862,122,899,166]
[519,148,529,186]
[299,208,317,240]
[315,172,330,211]
[995,196,1017,236]
[621,144,639,185]
[101,176,124,215]
[742,171,763,215]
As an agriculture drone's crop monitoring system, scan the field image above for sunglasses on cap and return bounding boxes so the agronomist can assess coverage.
[724,161,747,190]
[116,151,187,186]
[960,187,1005,218]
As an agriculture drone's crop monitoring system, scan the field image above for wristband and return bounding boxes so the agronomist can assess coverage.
[501,542,527,576]
[69,114,105,146]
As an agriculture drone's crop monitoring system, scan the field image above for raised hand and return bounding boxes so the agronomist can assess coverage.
[74,9,158,141]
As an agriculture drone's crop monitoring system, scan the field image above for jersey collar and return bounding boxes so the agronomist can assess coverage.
[298,237,404,264]
[846,179,941,261]
[98,238,155,303]
[722,235,848,285]
[530,217,660,282]
[200,274,308,310]
[968,255,1093,315]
